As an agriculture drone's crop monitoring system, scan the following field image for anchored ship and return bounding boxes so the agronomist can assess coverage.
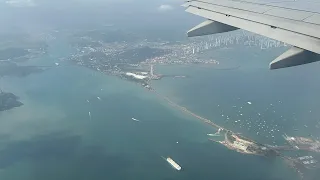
[163,157,181,171]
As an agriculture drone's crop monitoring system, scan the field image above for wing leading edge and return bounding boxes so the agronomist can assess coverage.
[183,0,320,69]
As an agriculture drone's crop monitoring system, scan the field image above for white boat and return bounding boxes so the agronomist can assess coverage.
[131,118,140,122]
[166,157,181,171]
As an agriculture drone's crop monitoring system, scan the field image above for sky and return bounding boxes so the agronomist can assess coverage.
[0,0,200,38]
[0,0,183,10]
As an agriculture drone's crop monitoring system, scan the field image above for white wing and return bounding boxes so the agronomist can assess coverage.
[182,0,320,69]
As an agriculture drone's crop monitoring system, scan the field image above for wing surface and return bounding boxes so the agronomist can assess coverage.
[182,0,320,69]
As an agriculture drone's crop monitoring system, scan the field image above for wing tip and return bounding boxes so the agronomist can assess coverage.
[270,47,320,70]
[187,20,239,37]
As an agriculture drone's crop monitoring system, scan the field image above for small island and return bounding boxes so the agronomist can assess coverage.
[0,91,23,112]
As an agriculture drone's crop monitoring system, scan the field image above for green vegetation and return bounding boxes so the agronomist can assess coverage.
[81,51,109,63]
[110,46,170,64]
[74,46,169,73]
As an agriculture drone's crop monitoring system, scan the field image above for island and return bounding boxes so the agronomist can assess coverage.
[0,91,23,112]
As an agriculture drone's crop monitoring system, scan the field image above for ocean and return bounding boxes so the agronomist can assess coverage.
[0,38,319,180]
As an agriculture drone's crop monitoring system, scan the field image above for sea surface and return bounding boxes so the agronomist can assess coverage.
[0,38,319,180]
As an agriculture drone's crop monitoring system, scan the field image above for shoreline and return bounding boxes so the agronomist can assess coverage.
[152,89,276,155]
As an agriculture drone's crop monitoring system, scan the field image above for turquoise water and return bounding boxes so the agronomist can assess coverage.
[0,40,312,180]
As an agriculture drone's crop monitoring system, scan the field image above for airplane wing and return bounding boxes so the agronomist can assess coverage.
[182,0,320,69]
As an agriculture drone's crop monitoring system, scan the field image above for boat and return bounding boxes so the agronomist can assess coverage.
[166,157,181,171]
[131,118,140,122]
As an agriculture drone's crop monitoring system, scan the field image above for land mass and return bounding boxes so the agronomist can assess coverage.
[0,33,48,63]
[0,62,46,77]
[0,91,23,111]
[64,28,287,90]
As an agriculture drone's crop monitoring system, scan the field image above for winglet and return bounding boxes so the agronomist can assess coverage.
[270,47,320,70]
[187,20,238,37]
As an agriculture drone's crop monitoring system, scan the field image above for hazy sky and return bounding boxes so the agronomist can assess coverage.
[0,0,200,37]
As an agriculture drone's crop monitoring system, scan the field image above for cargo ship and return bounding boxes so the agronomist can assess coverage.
[166,157,182,171]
